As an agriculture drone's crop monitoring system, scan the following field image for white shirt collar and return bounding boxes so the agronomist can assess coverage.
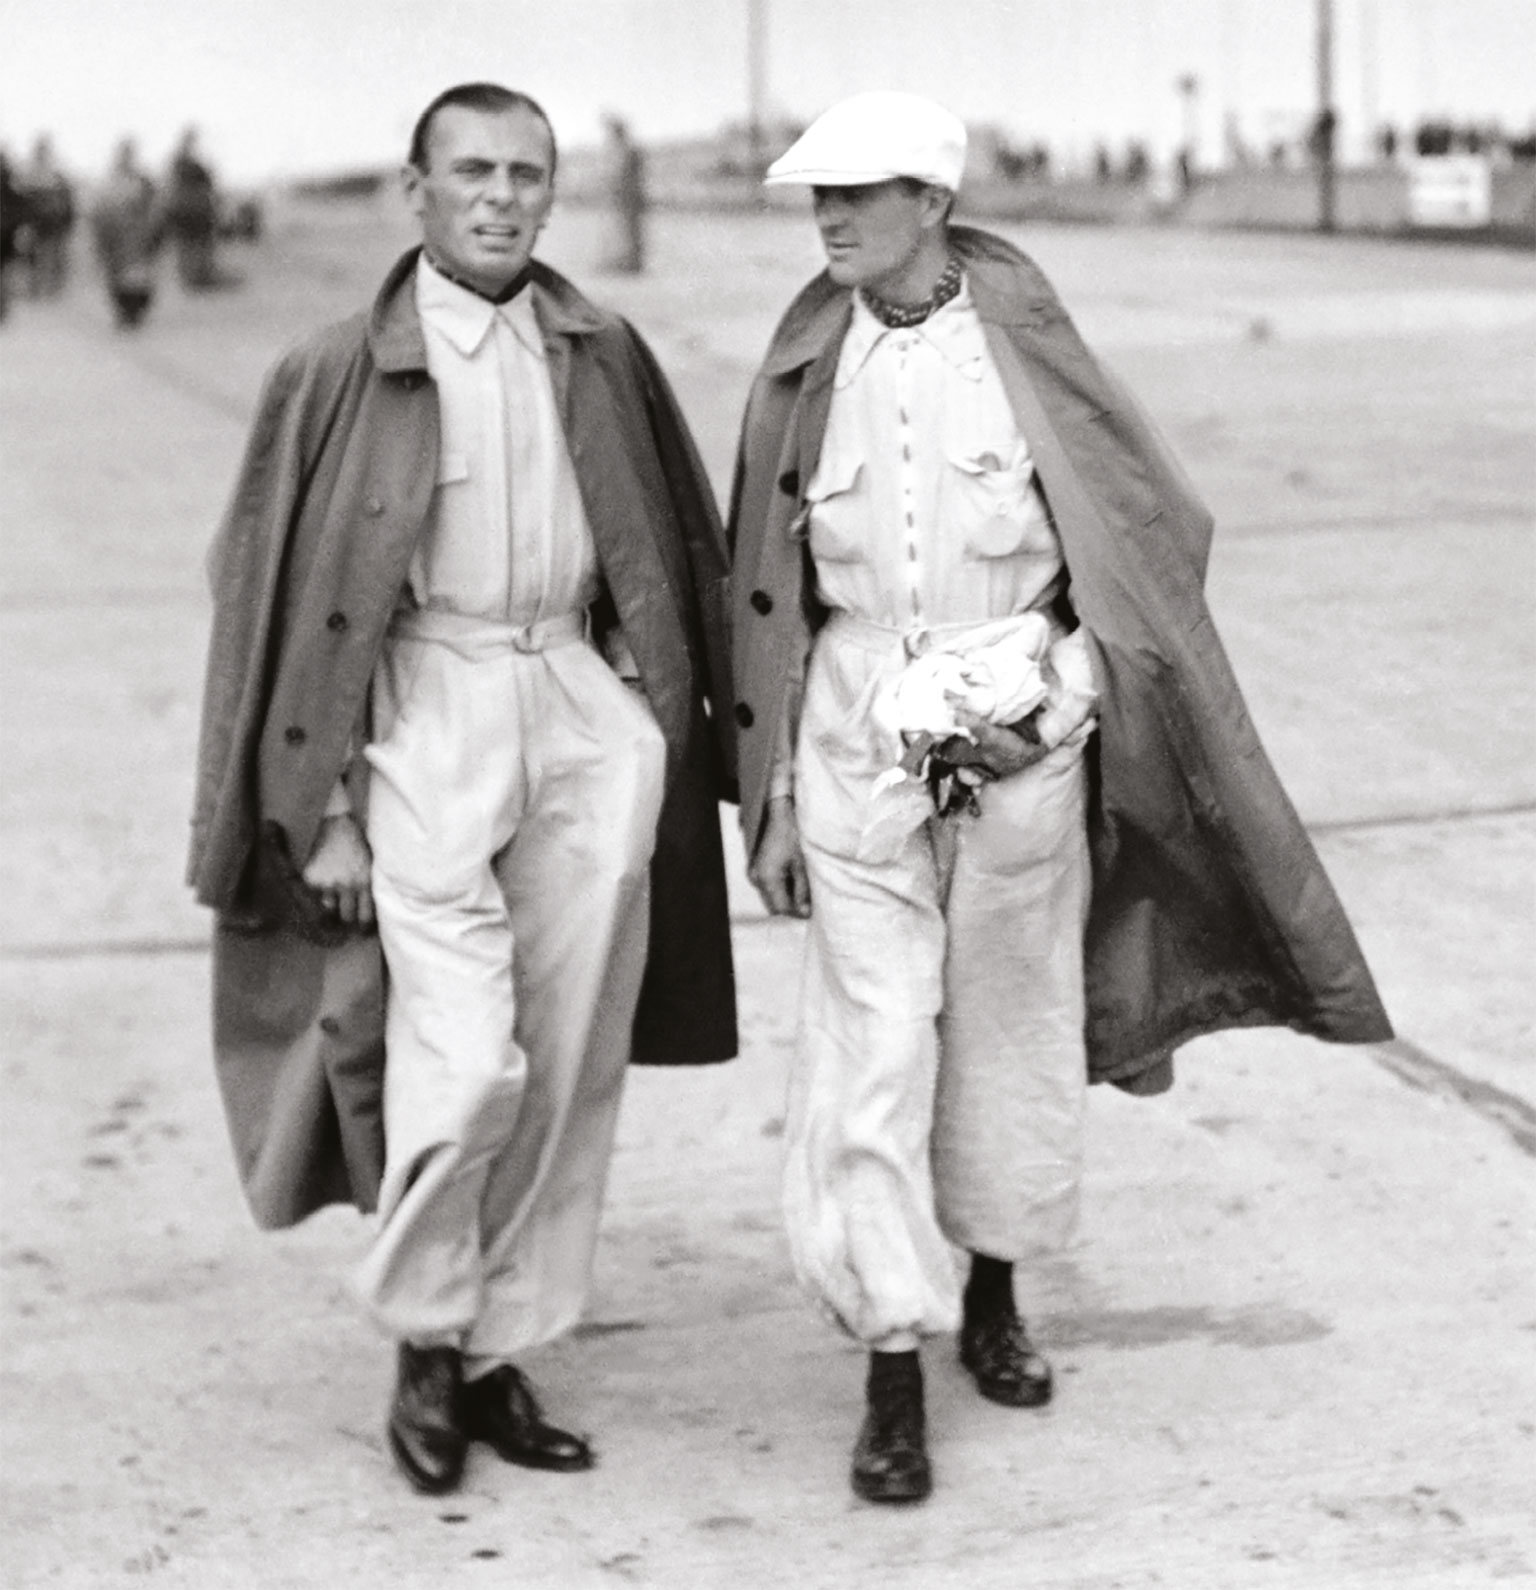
[416,254,546,360]
[835,274,987,388]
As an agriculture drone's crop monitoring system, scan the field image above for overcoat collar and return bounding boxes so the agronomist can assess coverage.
[365,246,606,375]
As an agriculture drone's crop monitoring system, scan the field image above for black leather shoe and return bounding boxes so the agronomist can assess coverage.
[851,1379,931,1504]
[461,1365,594,1472]
[387,1343,467,1494]
[959,1311,1054,1408]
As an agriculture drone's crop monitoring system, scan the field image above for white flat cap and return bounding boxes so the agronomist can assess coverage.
[765,91,967,191]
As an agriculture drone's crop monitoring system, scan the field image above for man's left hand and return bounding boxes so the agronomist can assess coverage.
[948,707,1051,780]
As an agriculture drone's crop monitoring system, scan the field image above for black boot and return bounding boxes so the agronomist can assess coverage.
[850,1350,931,1504]
[959,1253,1053,1408]
[462,1364,594,1472]
[387,1343,467,1493]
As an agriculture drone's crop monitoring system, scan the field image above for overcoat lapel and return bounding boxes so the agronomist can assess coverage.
[546,320,692,757]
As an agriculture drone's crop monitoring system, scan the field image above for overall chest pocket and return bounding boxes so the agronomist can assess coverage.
[946,442,1054,559]
[803,451,866,565]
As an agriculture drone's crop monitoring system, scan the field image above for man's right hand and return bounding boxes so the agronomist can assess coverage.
[301,813,375,928]
[749,795,811,918]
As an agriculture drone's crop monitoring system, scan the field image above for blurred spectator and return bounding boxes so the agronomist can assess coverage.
[1307,107,1337,168]
[0,148,28,322]
[91,139,162,328]
[1093,144,1112,184]
[1415,120,1454,157]
[1377,124,1399,163]
[600,114,647,274]
[994,139,1052,183]
[19,135,76,298]
[1124,141,1150,184]
[163,127,221,288]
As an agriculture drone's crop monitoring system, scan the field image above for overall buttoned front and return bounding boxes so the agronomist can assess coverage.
[803,286,1061,630]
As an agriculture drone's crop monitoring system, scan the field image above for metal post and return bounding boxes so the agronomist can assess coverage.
[1316,0,1337,230]
[747,0,767,180]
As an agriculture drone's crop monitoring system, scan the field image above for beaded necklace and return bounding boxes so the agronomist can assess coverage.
[859,255,963,329]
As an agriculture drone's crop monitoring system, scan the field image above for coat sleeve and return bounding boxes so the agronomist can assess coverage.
[621,322,739,801]
[187,346,334,908]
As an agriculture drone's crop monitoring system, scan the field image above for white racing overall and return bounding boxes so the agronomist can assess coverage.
[352,259,665,1374]
[781,282,1096,1350]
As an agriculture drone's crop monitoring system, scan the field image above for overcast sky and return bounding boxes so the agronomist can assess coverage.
[3,0,1533,181]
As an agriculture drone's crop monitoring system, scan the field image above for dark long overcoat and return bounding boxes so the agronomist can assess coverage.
[189,248,738,1227]
[728,226,1391,1094]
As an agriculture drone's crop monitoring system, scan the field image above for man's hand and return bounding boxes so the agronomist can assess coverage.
[749,795,812,918]
[949,707,1052,781]
[301,813,375,928]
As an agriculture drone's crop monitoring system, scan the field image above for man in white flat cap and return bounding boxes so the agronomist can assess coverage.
[727,90,1389,1503]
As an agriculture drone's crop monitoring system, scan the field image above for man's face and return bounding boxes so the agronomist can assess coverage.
[811,180,930,295]
[403,104,555,293]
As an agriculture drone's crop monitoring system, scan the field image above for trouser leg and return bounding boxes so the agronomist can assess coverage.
[356,637,663,1352]
[932,740,1092,1260]
[355,636,529,1344]
[788,832,960,1349]
[466,648,665,1367]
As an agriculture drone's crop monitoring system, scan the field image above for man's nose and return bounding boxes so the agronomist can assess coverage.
[483,167,516,205]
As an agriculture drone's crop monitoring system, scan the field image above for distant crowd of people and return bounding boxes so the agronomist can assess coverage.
[0,127,253,328]
[985,115,1536,192]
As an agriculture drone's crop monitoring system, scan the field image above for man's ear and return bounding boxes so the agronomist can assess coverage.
[920,183,952,231]
[400,162,424,215]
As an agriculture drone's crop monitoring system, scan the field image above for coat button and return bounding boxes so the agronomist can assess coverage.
[777,469,799,497]
[749,589,773,616]
[327,611,348,632]
[734,702,755,729]
[284,725,306,745]
[365,497,384,516]
[318,1016,340,1036]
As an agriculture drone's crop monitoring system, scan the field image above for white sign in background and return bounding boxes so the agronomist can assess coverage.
[1408,156,1494,228]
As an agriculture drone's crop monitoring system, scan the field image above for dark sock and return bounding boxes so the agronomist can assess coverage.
[866,1349,922,1401]
[964,1252,1016,1321]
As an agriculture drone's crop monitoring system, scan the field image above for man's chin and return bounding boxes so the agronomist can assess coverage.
[467,247,533,291]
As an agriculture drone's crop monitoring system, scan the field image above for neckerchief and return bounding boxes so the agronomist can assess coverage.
[859,254,963,329]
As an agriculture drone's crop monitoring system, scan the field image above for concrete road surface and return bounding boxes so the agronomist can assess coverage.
[2,203,1533,1589]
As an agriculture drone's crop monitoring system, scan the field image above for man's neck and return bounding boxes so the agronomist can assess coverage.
[423,251,530,305]
[866,234,951,309]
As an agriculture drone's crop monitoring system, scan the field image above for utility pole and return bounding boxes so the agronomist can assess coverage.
[1316,0,1337,230]
[1175,73,1200,194]
[746,0,768,180]
[1359,0,1380,160]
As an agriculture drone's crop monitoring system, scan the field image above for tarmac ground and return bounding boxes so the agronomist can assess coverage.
[1,201,1533,1589]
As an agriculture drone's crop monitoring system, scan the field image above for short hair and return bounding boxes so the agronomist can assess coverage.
[407,83,558,173]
